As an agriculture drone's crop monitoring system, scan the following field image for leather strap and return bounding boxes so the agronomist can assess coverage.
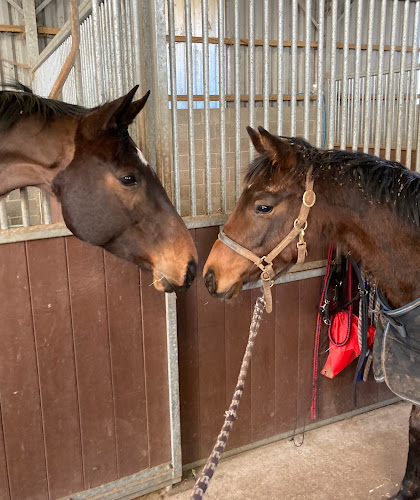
[218,167,316,313]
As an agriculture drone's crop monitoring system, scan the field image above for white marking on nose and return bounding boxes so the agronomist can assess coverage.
[136,147,148,165]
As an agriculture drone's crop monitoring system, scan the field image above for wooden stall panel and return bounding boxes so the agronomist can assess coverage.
[65,237,117,489]
[195,227,226,459]
[104,252,149,478]
[140,270,171,468]
[26,238,83,499]
[0,242,48,500]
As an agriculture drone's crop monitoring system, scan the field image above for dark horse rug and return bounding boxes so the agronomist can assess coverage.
[374,293,420,406]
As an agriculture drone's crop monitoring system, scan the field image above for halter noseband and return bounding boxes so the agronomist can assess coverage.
[218,167,316,313]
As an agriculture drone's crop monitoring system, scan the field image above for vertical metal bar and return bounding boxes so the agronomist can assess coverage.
[291,0,298,137]
[327,0,337,149]
[202,0,211,213]
[249,0,255,161]
[263,0,270,131]
[132,0,142,89]
[234,0,241,201]
[41,192,52,225]
[303,0,311,141]
[219,0,226,213]
[352,0,362,151]
[19,189,30,227]
[396,0,410,162]
[92,0,105,102]
[107,0,117,98]
[185,0,196,216]
[363,0,374,153]
[385,0,399,160]
[111,0,124,95]
[405,1,419,171]
[0,200,7,229]
[165,292,182,482]
[168,0,180,213]
[277,0,283,136]
[316,0,324,148]
[339,0,350,150]
[374,0,386,157]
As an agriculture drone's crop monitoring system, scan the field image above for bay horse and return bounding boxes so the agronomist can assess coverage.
[203,126,420,500]
[0,84,197,292]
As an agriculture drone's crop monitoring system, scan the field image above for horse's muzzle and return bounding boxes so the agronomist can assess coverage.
[163,259,197,293]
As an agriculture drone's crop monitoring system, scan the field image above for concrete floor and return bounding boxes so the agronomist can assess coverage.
[143,402,412,500]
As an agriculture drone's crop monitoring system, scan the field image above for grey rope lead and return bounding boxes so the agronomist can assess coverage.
[190,296,267,500]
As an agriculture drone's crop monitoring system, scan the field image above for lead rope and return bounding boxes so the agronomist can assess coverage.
[190,296,266,500]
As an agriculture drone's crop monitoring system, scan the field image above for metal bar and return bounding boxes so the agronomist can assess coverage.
[363,0,374,153]
[106,0,117,98]
[219,0,226,213]
[234,0,241,201]
[374,0,386,157]
[19,188,30,227]
[165,293,182,482]
[327,0,337,149]
[0,200,8,230]
[291,0,298,137]
[185,0,196,216]
[385,0,399,160]
[406,1,419,170]
[168,0,180,213]
[396,0,410,162]
[303,0,311,141]
[249,0,255,160]
[202,0,212,213]
[132,0,142,90]
[352,0,364,151]
[340,0,350,150]
[263,0,270,131]
[41,192,52,225]
[315,0,324,148]
[111,0,124,95]
[92,0,105,102]
[277,0,283,136]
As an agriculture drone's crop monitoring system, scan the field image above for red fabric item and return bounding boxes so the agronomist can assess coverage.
[321,311,375,379]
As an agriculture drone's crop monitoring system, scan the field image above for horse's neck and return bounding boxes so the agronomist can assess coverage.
[0,115,78,197]
[321,191,420,308]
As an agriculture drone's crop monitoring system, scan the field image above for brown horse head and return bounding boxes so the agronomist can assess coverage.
[204,127,317,298]
[50,86,197,292]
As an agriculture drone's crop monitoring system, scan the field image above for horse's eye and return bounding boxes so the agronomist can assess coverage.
[255,204,273,214]
[119,175,138,186]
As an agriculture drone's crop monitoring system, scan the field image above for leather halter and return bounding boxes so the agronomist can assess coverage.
[218,167,316,313]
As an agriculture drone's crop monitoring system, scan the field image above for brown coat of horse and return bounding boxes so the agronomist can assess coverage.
[0,85,197,292]
[204,126,420,500]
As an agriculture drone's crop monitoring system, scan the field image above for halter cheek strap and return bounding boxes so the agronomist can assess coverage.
[218,167,316,313]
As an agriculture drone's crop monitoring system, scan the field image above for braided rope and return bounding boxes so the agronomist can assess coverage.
[190,296,266,500]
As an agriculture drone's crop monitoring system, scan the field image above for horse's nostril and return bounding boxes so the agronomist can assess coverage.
[204,268,217,295]
[184,259,198,289]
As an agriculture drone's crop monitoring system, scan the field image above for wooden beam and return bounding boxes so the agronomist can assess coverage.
[0,24,59,35]
[166,35,419,53]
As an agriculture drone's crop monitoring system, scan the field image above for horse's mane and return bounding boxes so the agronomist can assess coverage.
[0,82,91,132]
[246,137,420,227]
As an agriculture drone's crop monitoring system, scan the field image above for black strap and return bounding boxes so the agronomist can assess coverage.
[347,255,369,406]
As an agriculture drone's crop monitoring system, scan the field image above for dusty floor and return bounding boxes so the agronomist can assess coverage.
[143,402,412,500]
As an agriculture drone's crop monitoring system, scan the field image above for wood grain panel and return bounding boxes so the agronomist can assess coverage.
[140,270,171,467]
[26,238,83,499]
[196,227,226,459]
[224,289,252,451]
[274,281,300,435]
[0,411,9,500]
[251,287,276,442]
[65,237,117,489]
[0,242,48,500]
[104,252,148,478]
[176,230,200,465]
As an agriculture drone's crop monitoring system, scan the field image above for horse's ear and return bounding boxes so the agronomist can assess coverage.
[246,126,265,154]
[257,126,296,167]
[81,86,149,137]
